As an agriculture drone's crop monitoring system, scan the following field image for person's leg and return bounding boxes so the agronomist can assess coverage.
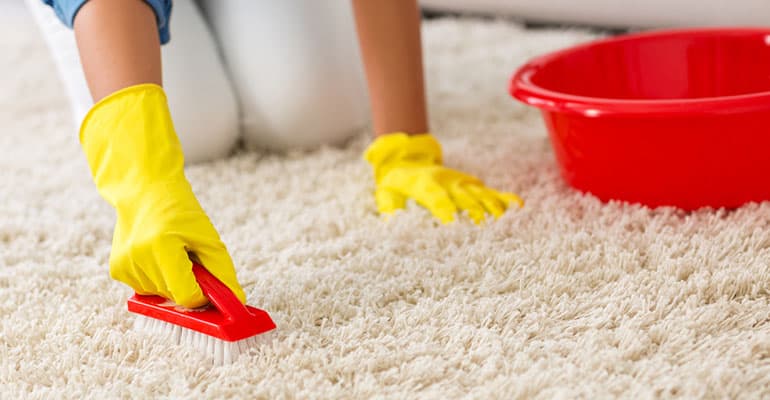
[24,0,97,125]
[29,0,247,308]
[156,0,240,164]
[26,0,240,163]
[350,1,524,224]
[197,0,370,151]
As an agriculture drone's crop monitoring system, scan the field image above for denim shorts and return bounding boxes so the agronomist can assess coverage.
[42,0,173,44]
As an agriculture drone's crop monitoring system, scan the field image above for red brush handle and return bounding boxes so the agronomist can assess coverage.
[191,263,251,321]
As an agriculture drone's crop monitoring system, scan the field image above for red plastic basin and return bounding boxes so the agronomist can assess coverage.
[510,28,770,210]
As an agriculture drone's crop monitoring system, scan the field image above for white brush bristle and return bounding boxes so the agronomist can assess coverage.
[133,315,266,365]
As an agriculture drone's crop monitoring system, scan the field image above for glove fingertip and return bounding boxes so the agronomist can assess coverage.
[470,211,486,225]
[159,250,209,308]
[376,189,406,214]
[488,205,505,219]
[434,209,456,224]
[499,192,525,208]
[175,288,208,309]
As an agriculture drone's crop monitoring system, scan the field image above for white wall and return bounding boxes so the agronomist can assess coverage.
[421,0,770,28]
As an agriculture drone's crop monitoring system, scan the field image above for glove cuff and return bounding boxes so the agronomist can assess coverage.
[363,132,443,180]
[79,84,186,204]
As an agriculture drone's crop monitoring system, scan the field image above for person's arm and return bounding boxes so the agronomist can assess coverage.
[351,0,428,136]
[73,0,161,101]
[71,0,244,307]
[352,0,523,224]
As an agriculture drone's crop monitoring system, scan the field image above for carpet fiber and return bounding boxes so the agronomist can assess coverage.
[3,4,770,399]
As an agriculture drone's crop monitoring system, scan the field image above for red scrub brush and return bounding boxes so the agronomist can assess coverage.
[129,263,276,365]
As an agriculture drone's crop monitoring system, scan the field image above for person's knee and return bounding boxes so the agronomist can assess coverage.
[199,0,371,150]
[241,78,370,151]
[242,60,369,150]
[167,88,239,165]
[161,0,240,164]
[163,46,240,165]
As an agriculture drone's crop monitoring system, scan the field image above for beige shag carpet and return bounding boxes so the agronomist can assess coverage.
[3,3,770,399]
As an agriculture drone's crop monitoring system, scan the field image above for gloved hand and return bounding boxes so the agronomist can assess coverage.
[364,132,523,224]
[79,84,245,308]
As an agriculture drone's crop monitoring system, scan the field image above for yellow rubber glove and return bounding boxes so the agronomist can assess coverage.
[364,133,523,224]
[79,84,245,308]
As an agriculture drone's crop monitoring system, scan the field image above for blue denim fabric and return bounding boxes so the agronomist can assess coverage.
[41,0,173,44]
